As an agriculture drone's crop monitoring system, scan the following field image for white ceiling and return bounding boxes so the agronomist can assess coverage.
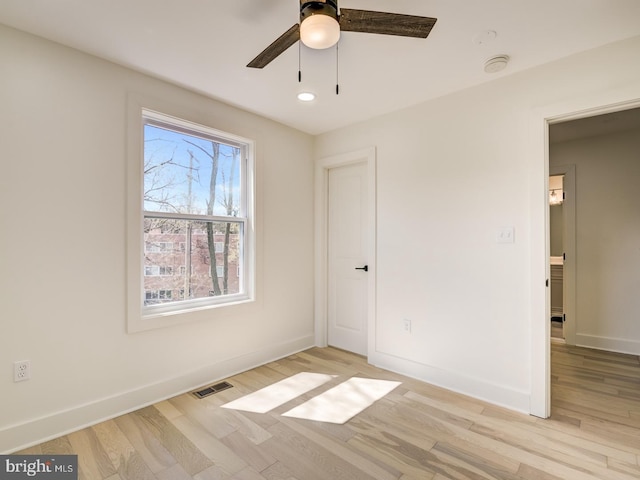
[2,0,640,135]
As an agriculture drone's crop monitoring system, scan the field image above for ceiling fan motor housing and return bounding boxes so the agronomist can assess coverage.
[300,1,339,23]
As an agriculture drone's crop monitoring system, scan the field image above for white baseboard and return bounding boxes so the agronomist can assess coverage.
[575,333,640,355]
[369,350,531,414]
[1,335,315,454]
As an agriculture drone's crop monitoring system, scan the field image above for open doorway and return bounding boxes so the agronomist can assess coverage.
[546,106,640,422]
[548,107,640,354]
[531,99,640,419]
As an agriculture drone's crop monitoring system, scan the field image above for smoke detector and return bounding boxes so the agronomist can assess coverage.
[484,55,509,73]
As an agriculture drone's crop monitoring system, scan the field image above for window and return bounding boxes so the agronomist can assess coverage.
[144,265,173,276]
[145,241,173,253]
[130,107,254,324]
[145,289,173,304]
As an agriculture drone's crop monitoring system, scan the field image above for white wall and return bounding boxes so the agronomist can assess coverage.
[549,204,564,256]
[0,25,315,452]
[315,35,640,413]
[551,128,640,353]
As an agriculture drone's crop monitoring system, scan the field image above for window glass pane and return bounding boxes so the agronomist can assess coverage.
[143,124,241,217]
[143,218,242,306]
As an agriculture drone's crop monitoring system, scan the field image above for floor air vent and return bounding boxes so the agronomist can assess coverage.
[192,381,233,399]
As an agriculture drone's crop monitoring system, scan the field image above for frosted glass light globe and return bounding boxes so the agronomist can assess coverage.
[300,15,340,49]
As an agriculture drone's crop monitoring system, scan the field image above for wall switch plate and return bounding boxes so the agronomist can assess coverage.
[14,360,31,382]
[496,226,515,244]
[403,318,412,333]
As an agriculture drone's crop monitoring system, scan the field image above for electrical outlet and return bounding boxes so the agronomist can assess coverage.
[403,318,412,333]
[14,360,31,382]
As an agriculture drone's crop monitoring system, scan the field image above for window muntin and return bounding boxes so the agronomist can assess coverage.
[141,110,251,315]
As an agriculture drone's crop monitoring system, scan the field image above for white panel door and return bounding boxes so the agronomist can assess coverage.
[327,162,368,355]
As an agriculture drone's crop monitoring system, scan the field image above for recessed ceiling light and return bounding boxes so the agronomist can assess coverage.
[297,92,316,102]
[484,55,509,73]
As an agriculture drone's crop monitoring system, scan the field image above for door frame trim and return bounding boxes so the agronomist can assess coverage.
[529,88,640,418]
[314,147,376,357]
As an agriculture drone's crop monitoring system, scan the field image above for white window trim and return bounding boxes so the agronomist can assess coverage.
[126,96,255,333]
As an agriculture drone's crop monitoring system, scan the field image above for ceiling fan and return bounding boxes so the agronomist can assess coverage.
[247,0,437,68]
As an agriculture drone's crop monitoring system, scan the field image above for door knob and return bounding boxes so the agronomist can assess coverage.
[355,265,368,272]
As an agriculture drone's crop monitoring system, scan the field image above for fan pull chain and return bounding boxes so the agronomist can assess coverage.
[336,43,340,95]
[298,41,302,82]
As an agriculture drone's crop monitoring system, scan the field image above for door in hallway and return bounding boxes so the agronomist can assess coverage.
[327,162,368,355]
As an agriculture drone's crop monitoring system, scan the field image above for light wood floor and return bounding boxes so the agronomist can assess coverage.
[17,344,640,480]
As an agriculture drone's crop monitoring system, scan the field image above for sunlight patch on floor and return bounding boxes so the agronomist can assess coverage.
[221,372,336,413]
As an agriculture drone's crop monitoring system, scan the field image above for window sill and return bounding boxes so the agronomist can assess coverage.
[128,295,254,333]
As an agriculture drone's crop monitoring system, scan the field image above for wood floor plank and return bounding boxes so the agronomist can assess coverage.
[224,408,280,434]
[554,383,640,414]
[103,475,124,480]
[219,409,273,445]
[134,406,214,476]
[276,415,400,480]
[251,365,288,384]
[347,431,437,479]
[537,413,640,461]
[169,394,239,440]
[430,441,522,479]
[553,398,640,429]
[230,466,268,480]
[264,421,381,480]
[39,435,75,455]
[516,463,565,480]
[155,463,193,480]
[169,414,247,476]
[191,464,229,480]
[113,412,177,473]
[219,430,277,472]
[92,420,157,480]
[607,456,640,476]
[260,460,300,480]
[348,400,439,451]
[67,428,117,480]
[154,399,184,420]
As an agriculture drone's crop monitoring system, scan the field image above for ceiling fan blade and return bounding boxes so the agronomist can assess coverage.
[247,24,300,68]
[339,9,437,38]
